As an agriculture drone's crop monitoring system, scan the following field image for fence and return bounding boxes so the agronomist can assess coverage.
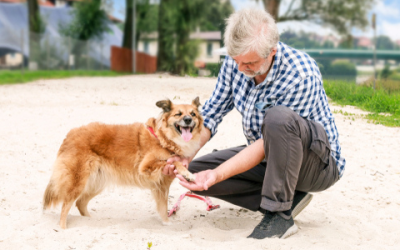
[0,30,115,71]
[110,46,157,74]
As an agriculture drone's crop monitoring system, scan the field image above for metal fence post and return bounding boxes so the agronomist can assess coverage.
[47,36,50,70]
[67,36,70,70]
[101,43,103,71]
[87,42,89,70]
[21,29,24,75]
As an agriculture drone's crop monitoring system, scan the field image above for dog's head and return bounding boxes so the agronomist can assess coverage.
[155,97,203,143]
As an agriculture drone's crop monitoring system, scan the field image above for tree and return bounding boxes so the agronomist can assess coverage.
[122,0,159,50]
[27,0,46,65]
[173,0,206,75]
[376,35,395,50]
[156,0,233,74]
[157,0,176,71]
[59,0,110,68]
[260,0,375,36]
[198,0,234,46]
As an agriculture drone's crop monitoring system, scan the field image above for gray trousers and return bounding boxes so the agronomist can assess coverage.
[189,106,339,212]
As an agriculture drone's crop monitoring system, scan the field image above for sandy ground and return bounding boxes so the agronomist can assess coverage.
[1,74,399,250]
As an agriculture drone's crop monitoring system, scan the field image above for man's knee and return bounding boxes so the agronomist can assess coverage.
[263,106,296,127]
[262,106,297,134]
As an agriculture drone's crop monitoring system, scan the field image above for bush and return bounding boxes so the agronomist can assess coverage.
[205,63,221,77]
[327,60,357,76]
[322,60,356,82]
[380,64,392,80]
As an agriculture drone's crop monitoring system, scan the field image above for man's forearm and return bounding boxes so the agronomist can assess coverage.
[214,139,265,183]
[188,126,211,161]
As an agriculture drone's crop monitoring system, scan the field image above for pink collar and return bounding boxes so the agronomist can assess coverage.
[147,127,158,139]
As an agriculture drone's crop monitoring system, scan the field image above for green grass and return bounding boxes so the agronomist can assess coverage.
[0,70,129,85]
[324,79,400,127]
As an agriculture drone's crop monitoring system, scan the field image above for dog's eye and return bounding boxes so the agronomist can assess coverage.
[175,113,182,117]
[190,112,196,117]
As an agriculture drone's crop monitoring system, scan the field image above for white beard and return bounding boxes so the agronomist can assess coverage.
[242,59,271,78]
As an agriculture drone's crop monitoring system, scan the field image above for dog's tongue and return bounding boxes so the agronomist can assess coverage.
[181,127,192,142]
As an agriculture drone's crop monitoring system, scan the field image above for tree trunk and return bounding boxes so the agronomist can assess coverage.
[122,0,133,49]
[263,0,280,20]
[174,0,191,75]
[157,0,175,72]
[27,0,42,65]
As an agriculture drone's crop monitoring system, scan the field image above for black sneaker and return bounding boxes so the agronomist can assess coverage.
[291,191,313,218]
[258,191,313,218]
[247,211,298,239]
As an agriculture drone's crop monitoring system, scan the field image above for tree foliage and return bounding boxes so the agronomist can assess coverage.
[261,0,375,36]
[59,0,110,41]
[157,0,233,74]
[59,0,110,68]
[122,0,158,49]
[376,35,395,50]
[27,0,46,64]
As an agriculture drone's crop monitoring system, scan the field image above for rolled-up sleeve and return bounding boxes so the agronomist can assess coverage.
[201,57,235,138]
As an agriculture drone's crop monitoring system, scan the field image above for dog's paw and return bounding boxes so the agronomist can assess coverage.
[162,220,172,226]
[182,173,196,182]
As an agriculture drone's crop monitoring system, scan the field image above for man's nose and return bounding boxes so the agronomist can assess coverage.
[238,62,249,72]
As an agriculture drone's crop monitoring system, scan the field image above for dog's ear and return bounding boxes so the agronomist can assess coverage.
[156,99,172,112]
[192,96,201,109]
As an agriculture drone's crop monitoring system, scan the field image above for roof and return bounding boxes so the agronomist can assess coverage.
[140,31,221,41]
[0,0,54,6]
[107,14,123,24]
[190,31,221,40]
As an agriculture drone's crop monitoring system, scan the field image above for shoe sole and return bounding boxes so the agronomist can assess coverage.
[292,193,313,219]
[280,224,298,239]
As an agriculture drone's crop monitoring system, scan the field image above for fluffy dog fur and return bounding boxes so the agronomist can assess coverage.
[43,97,203,229]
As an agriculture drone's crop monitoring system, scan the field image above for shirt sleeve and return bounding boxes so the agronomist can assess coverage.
[201,57,235,138]
[275,75,319,118]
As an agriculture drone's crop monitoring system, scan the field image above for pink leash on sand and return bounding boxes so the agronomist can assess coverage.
[168,191,220,217]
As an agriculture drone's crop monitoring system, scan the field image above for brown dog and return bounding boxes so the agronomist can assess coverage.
[43,97,203,229]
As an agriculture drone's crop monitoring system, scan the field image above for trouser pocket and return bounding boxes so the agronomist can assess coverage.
[307,120,331,170]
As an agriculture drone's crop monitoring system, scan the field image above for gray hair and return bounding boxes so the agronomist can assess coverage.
[224,8,279,58]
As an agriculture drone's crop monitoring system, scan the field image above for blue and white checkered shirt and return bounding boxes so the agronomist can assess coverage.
[201,42,345,178]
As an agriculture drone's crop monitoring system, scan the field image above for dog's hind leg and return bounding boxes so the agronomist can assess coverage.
[76,168,107,217]
[60,200,74,229]
[76,192,100,217]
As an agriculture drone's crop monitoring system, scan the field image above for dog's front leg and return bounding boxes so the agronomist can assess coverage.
[151,186,171,225]
[173,161,196,182]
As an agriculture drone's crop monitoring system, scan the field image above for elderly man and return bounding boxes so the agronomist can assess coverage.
[164,8,345,239]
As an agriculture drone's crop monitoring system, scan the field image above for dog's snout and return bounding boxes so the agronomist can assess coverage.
[183,116,192,125]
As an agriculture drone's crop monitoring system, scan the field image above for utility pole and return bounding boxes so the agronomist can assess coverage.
[132,0,136,73]
[372,13,377,90]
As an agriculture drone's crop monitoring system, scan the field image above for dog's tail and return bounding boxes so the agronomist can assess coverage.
[43,180,60,211]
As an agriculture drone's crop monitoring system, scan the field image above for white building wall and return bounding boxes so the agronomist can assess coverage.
[197,41,220,63]
[6,53,23,66]
[137,40,220,63]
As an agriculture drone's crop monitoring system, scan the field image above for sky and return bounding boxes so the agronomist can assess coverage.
[111,0,400,42]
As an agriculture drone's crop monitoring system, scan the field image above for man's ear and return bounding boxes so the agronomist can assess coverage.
[156,99,172,112]
[269,47,277,58]
[192,96,201,109]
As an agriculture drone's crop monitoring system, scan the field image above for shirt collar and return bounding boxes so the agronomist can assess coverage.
[264,42,282,83]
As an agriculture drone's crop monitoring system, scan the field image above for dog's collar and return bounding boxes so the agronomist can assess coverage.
[147,127,158,139]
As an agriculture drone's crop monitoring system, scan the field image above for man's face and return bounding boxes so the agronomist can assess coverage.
[232,49,276,78]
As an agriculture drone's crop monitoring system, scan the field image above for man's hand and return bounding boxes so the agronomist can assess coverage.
[175,169,217,191]
[162,156,190,178]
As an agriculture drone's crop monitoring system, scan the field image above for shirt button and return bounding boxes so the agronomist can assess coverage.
[245,108,248,111]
